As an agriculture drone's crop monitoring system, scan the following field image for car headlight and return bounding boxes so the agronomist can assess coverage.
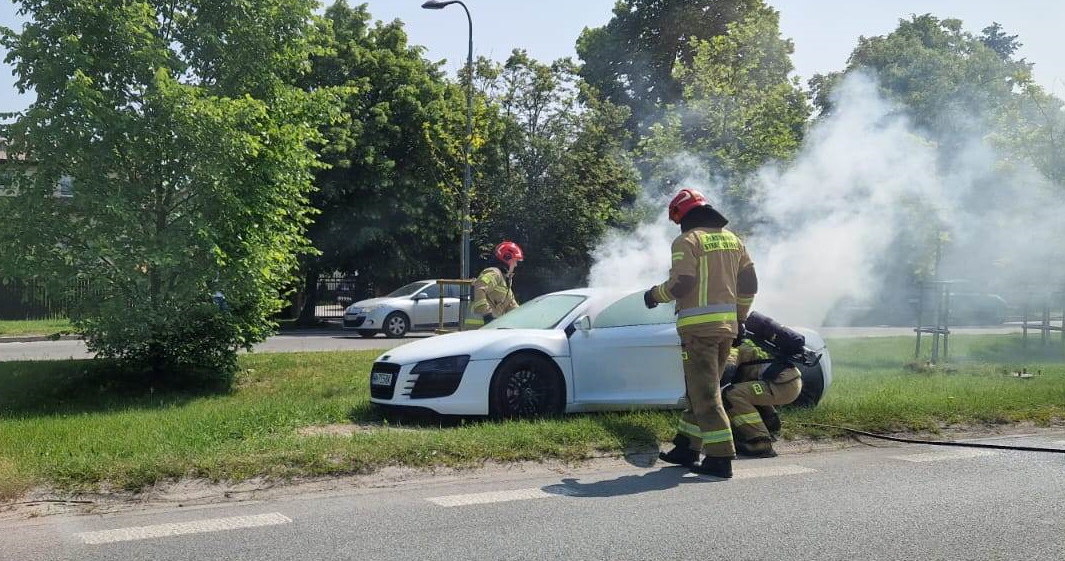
[411,355,471,376]
[362,305,381,314]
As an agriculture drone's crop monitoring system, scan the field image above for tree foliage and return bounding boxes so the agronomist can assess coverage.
[577,0,764,134]
[473,52,641,296]
[637,5,808,205]
[0,0,333,383]
[298,2,466,307]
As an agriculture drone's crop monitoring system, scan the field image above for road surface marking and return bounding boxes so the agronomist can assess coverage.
[427,487,578,507]
[76,512,291,545]
[731,464,818,479]
[891,449,995,463]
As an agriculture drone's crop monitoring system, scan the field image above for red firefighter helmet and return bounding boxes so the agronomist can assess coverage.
[668,188,710,224]
[494,240,524,268]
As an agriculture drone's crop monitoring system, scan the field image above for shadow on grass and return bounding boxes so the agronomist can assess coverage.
[0,358,230,419]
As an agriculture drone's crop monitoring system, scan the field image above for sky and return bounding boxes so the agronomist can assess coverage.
[2,0,1064,115]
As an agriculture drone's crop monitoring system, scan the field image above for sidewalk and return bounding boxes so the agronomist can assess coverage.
[0,334,83,344]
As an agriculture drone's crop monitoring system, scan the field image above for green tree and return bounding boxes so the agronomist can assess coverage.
[474,52,641,295]
[296,1,465,317]
[577,0,763,134]
[809,14,1065,294]
[638,6,808,206]
[0,0,332,383]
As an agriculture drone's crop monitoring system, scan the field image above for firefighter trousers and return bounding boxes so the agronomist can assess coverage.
[677,333,735,458]
[725,371,802,446]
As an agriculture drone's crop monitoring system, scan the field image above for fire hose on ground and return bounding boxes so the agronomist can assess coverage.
[796,422,1065,454]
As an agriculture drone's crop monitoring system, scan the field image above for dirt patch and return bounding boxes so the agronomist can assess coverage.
[295,423,421,437]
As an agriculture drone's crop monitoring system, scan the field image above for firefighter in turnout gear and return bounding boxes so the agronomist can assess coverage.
[644,188,758,479]
[465,241,522,329]
[723,339,803,458]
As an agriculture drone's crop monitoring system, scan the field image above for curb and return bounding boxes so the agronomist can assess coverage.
[0,334,83,344]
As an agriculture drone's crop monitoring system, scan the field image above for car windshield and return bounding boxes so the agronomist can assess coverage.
[482,294,587,330]
[386,281,430,297]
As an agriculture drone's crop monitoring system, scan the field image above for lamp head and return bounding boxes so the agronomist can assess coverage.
[421,0,458,8]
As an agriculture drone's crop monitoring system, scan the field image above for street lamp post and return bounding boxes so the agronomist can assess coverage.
[422,0,474,327]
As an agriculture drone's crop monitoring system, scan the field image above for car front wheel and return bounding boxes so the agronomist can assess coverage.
[489,353,565,418]
[383,312,410,338]
[791,362,825,408]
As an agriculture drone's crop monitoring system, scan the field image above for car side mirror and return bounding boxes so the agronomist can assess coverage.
[412,293,427,300]
[574,315,592,332]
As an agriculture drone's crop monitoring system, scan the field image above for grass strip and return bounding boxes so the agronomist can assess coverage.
[0,334,1062,497]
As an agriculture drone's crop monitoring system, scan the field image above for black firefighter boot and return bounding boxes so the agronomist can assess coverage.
[658,434,699,467]
[736,437,778,458]
[690,456,733,479]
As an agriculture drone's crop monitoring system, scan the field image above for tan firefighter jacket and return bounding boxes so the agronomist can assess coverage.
[650,227,756,337]
[466,267,518,327]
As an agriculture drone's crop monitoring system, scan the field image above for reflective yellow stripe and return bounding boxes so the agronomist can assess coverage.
[698,256,708,307]
[464,317,485,326]
[702,428,734,444]
[655,285,670,302]
[678,421,734,444]
[676,311,737,328]
[672,252,684,262]
[737,296,754,305]
[678,420,701,438]
[731,412,763,427]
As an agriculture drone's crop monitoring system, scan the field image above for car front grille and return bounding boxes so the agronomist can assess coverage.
[408,371,464,399]
[344,316,366,328]
[369,362,401,399]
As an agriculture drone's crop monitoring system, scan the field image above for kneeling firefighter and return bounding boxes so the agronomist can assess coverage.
[723,311,812,458]
[464,240,522,329]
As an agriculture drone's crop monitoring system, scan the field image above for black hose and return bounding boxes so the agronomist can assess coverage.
[798,422,1065,454]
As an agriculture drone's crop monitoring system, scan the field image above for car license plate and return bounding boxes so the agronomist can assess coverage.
[371,371,393,386]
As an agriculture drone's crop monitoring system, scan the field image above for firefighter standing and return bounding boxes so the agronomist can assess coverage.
[466,241,522,328]
[644,188,758,478]
[723,339,803,458]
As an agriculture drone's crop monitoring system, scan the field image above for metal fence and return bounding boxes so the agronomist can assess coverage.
[0,279,92,320]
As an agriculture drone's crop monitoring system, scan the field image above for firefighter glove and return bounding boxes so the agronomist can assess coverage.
[483,314,495,324]
[643,289,658,309]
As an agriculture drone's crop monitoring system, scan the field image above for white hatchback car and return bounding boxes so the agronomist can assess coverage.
[343,280,462,338]
[368,288,832,417]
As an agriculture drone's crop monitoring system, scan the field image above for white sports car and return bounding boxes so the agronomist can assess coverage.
[368,288,832,417]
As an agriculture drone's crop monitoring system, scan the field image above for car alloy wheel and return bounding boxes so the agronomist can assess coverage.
[490,353,564,418]
[383,312,410,338]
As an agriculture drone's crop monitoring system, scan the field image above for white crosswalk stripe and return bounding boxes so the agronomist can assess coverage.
[76,512,291,545]
[427,487,578,507]
[731,464,818,479]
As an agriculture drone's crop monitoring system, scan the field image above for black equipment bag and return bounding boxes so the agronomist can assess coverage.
[745,312,805,355]
[744,311,821,367]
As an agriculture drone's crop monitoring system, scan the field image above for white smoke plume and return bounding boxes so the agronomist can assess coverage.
[588,71,1065,327]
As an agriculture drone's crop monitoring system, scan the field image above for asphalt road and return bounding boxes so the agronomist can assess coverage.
[0,325,1032,362]
[3,430,1063,560]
